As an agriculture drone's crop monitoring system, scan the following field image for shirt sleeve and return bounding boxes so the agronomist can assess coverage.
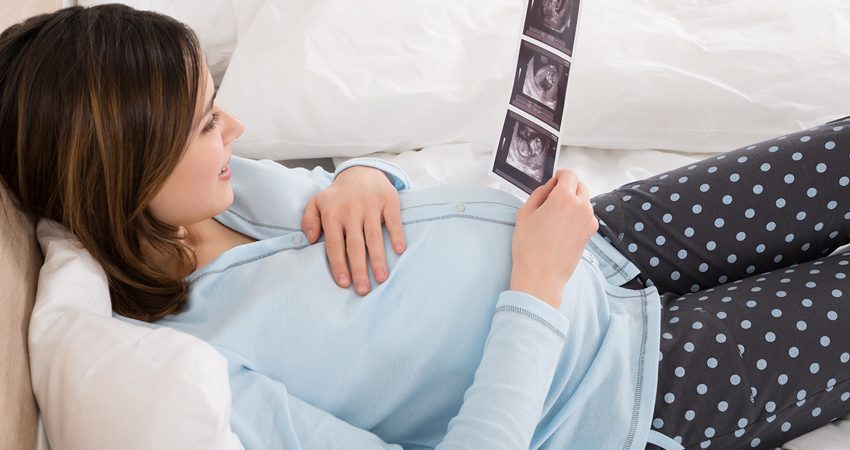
[217,156,413,240]
[224,290,568,450]
[333,156,414,191]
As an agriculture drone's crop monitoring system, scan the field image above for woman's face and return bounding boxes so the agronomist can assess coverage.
[149,66,244,227]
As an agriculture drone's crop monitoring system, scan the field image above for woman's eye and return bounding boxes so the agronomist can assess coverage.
[202,112,220,133]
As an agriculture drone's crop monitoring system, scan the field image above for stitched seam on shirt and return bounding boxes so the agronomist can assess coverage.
[404,214,516,227]
[188,245,310,283]
[188,213,514,282]
[226,208,300,232]
[494,305,565,340]
[622,288,648,450]
[587,239,630,282]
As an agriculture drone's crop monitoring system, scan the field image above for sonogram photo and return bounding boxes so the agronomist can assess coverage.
[493,110,557,194]
[510,40,569,130]
[524,0,581,56]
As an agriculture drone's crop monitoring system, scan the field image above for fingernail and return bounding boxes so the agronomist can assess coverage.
[375,268,386,281]
[337,274,349,286]
[395,243,405,253]
[356,281,369,294]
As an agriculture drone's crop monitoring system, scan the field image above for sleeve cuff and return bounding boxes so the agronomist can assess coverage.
[333,157,413,191]
[496,290,569,339]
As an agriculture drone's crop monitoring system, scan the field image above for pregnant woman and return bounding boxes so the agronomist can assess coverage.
[2,5,849,450]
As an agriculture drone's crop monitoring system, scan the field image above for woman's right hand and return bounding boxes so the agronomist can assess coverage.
[509,169,599,309]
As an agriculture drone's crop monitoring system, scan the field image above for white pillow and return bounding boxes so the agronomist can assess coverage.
[219,0,850,160]
[563,0,850,153]
[77,0,265,85]
[217,0,526,160]
[30,219,243,450]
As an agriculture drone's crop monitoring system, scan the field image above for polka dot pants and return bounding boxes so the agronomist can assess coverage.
[591,115,850,449]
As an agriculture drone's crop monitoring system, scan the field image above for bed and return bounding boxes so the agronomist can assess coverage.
[3,0,850,449]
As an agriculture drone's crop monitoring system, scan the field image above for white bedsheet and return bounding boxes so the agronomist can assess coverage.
[335,143,850,450]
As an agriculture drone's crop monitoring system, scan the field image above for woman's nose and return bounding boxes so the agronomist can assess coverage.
[219,108,245,145]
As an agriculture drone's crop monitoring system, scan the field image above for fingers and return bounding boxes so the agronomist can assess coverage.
[301,197,322,243]
[364,213,388,284]
[383,196,406,254]
[323,221,350,288]
[344,219,371,296]
[524,174,558,210]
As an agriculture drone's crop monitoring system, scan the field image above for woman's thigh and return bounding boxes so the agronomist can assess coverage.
[646,250,850,450]
[591,117,850,296]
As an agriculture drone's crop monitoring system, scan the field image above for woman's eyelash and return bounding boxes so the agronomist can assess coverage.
[202,112,220,133]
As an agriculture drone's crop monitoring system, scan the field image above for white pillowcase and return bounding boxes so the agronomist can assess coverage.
[218,0,850,160]
[30,219,243,450]
[77,0,265,85]
[217,0,526,160]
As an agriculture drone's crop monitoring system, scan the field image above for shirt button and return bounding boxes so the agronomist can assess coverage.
[455,203,466,213]
[292,234,304,245]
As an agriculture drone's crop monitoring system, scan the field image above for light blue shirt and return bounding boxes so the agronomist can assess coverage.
[117,156,676,449]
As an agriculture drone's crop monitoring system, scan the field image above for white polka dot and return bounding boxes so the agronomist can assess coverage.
[826,141,836,150]
[781,422,791,432]
[705,427,716,438]
[718,401,728,412]
[841,177,850,187]
[793,152,803,161]
[817,163,828,173]
[693,204,703,214]
[728,254,737,263]
[699,263,709,273]
[813,407,822,417]
[765,401,776,412]
[665,393,675,404]
[778,374,789,385]
[741,320,751,329]
[765,332,776,342]
[715,218,725,228]
[628,243,638,253]
[654,417,665,428]
[697,384,708,395]
[675,367,686,377]
[801,136,812,142]
[730,173,740,182]
[707,357,717,368]
[769,145,780,152]
[663,213,673,223]
[686,410,696,421]
[670,193,680,201]
[811,363,820,374]
[736,232,747,241]
[634,222,645,231]
[766,222,776,231]
[650,257,660,267]
[684,342,694,352]
[671,271,681,281]
[745,208,756,218]
[693,321,703,330]
[797,320,807,331]
[707,241,717,251]
[760,163,771,172]
[756,359,767,370]
[776,198,786,208]
[730,374,741,385]
[785,174,795,184]
[700,183,710,192]
[657,236,666,245]
[716,333,727,343]
[771,308,782,318]
[751,437,761,447]
[723,195,733,204]
[642,202,652,211]
[789,347,800,358]
[679,176,689,183]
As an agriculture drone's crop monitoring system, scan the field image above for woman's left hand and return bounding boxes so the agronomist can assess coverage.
[301,166,406,296]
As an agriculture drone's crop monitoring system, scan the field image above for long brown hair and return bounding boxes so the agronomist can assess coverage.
[0,5,206,322]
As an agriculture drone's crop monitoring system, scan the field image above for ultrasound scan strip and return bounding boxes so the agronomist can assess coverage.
[491,0,582,196]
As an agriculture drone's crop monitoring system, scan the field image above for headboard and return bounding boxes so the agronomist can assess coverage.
[0,183,41,450]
